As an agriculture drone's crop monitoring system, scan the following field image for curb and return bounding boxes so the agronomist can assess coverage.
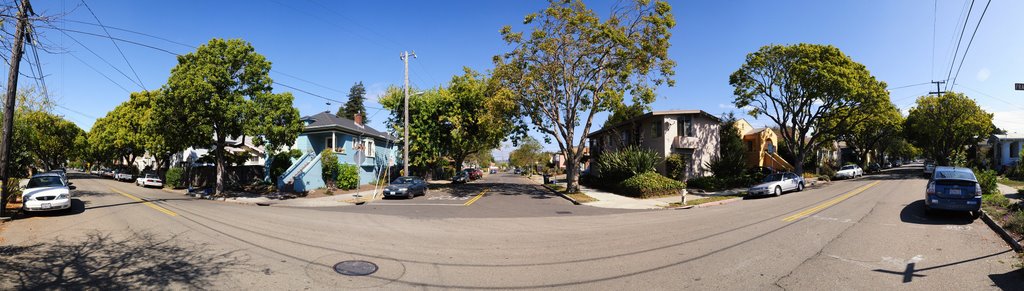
[980,210,1023,253]
[540,184,581,205]
[695,197,744,208]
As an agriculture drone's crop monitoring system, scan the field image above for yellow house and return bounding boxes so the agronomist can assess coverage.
[734,119,794,172]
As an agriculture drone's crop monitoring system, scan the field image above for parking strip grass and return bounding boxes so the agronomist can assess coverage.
[544,184,599,203]
[668,195,744,207]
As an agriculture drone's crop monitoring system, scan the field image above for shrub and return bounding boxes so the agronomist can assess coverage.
[686,176,722,191]
[1005,211,1024,238]
[665,154,687,181]
[321,150,340,188]
[269,149,302,180]
[1,178,22,202]
[596,146,660,183]
[974,168,998,195]
[983,193,1012,209]
[165,167,184,189]
[619,172,685,198]
[337,164,359,190]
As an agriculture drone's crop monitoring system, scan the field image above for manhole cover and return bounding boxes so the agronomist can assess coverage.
[333,260,378,276]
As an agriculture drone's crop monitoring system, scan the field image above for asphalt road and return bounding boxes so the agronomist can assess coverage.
[0,167,1020,290]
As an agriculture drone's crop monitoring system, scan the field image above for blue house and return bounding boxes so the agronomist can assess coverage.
[277,112,400,192]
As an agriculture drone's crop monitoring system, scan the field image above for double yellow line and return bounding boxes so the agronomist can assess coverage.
[109,187,178,217]
[464,188,489,206]
[782,181,879,222]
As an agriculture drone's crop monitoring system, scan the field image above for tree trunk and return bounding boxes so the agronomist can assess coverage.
[565,151,577,193]
[215,135,226,195]
[793,151,805,175]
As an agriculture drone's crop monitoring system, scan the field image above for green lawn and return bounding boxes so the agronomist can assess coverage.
[997,176,1024,189]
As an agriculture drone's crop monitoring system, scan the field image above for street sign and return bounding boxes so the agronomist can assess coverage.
[353,150,365,165]
[1016,83,1024,91]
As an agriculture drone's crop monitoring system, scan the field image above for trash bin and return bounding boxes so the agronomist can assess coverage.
[543,174,550,184]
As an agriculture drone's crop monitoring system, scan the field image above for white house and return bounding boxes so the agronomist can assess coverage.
[991,133,1024,171]
[169,135,268,168]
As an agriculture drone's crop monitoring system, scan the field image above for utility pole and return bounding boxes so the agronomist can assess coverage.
[400,51,415,177]
[0,0,32,220]
[929,80,946,97]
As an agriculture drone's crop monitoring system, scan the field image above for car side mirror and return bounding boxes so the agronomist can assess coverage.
[69,185,77,190]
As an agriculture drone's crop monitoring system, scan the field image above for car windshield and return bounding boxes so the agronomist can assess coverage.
[27,176,65,188]
[933,170,976,181]
[763,174,784,182]
[145,174,158,179]
[840,165,856,170]
[392,177,415,184]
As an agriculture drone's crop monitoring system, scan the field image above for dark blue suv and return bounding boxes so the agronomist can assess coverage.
[924,167,982,218]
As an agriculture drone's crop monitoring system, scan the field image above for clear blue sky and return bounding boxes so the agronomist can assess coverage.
[23,0,1024,159]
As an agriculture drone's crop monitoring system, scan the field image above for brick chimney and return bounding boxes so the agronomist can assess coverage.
[354,113,363,126]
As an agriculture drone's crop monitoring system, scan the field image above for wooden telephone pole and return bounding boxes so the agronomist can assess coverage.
[0,0,32,219]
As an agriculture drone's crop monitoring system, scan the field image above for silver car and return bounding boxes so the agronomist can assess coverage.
[748,172,805,197]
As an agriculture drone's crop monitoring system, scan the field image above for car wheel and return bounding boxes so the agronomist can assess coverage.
[774,186,782,197]
[924,205,933,216]
[971,210,981,219]
[797,183,804,192]
[407,191,414,199]
[423,188,428,196]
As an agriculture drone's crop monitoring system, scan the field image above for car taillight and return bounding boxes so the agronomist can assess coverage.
[975,183,983,196]
[926,181,935,195]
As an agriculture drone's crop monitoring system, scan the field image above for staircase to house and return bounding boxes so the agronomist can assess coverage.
[765,152,795,172]
[277,152,316,191]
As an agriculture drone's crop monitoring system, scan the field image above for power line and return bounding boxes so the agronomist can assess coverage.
[66,51,131,93]
[956,84,1024,111]
[931,0,936,80]
[55,19,195,49]
[54,103,99,120]
[888,82,930,90]
[943,0,975,92]
[80,0,145,90]
[52,28,146,90]
[949,0,991,91]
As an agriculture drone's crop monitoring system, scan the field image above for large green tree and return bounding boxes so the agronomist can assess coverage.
[337,81,368,122]
[840,102,903,167]
[380,68,518,173]
[604,103,650,127]
[21,111,84,170]
[705,113,746,178]
[904,92,993,166]
[509,136,545,174]
[88,93,150,170]
[158,38,301,194]
[729,43,889,174]
[494,0,676,192]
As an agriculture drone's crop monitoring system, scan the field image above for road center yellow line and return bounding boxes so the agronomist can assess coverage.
[782,181,880,222]
[109,187,178,217]
[464,188,489,206]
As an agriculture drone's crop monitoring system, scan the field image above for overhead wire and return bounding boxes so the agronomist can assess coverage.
[943,0,975,92]
[80,0,145,89]
[948,0,991,91]
[51,28,146,90]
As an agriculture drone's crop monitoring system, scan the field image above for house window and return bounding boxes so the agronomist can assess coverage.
[325,137,334,151]
[747,141,753,152]
[651,121,662,137]
[1012,142,1020,158]
[677,115,694,137]
[363,139,376,158]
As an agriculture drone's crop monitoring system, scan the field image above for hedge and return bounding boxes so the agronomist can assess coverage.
[619,172,685,198]
[165,168,184,189]
[337,164,359,190]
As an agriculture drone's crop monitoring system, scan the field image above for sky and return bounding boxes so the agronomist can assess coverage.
[18,0,1024,160]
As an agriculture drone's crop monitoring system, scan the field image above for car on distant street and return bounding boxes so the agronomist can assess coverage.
[21,173,75,213]
[383,176,428,199]
[747,172,805,197]
[513,168,522,175]
[452,171,470,184]
[114,170,134,182]
[135,173,164,188]
[891,161,902,168]
[924,166,982,218]
[102,169,115,178]
[464,168,482,180]
[867,163,881,173]
[48,169,68,185]
[923,161,936,177]
[834,165,863,179]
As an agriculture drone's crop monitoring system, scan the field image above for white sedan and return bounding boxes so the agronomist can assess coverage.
[136,174,164,188]
[834,165,863,179]
[22,173,74,212]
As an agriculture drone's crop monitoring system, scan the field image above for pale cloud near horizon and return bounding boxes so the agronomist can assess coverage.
[990,109,1024,134]
[976,68,991,82]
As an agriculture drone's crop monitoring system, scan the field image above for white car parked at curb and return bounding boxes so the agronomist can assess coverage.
[135,174,164,188]
[834,165,863,179]
[21,173,74,212]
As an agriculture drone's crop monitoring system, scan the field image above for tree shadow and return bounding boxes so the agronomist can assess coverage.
[900,200,975,225]
[988,269,1024,290]
[0,230,249,290]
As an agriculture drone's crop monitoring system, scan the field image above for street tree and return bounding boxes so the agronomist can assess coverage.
[840,102,902,167]
[508,136,545,174]
[604,103,650,127]
[337,81,368,122]
[494,0,676,192]
[380,68,519,173]
[158,38,301,194]
[88,93,150,170]
[705,113,746,178]
[729,43,889,174]
[904,92,992,166]
[21,110,84,170]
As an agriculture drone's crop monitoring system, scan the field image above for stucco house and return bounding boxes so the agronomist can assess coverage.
[733,119,794,172]
[588,110,720,179]
[277,112,399,192]
[991,133,1024,171]
[169,135,269,169]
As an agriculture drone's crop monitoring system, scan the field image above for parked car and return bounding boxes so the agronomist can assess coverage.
[135,174,164,188]
[891,161,902,168]
[21,173,75,212]
[880,162,891,169]
[923,161,936,177]
[834,165,863,179]
[464,168,482,180]
[747,172,805,197]
[383,176,428,199]
[867,163,881,173]
[48,169,68,186]
[924,167,982,218]
[489,168,498,174]
[513,168,522,175]
[102,169,115,178]
[452,171,470,184]
[114,170,134,182]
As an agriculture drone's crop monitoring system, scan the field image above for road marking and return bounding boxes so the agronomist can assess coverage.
[463,188,489,206]
[109,187,178,217]
[782,181,880,222]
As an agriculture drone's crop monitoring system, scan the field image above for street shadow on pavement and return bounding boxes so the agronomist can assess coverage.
[900,200,975,225]
[988,269,1024,290]
[861,168,928,181]
[0,230,249,290]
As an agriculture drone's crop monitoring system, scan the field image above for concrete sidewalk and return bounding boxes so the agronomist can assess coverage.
[525,175,669,209]
[162,187,365,207]
[997,183,1022,203]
